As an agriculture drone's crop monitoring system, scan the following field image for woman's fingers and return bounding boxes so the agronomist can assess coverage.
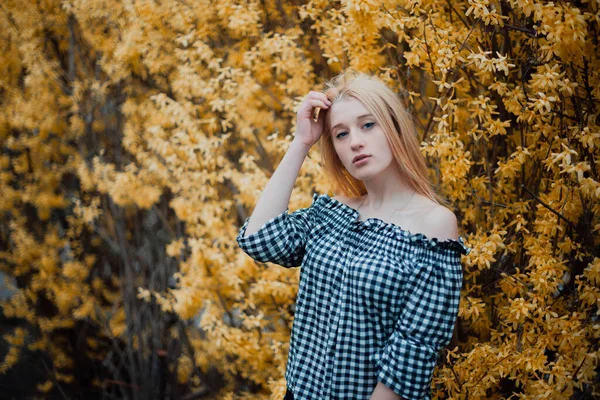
[306,90,330,103]
[300,92,330,110]
[299,98,331,119]
[294,92,330,147]
[306,99,330,109]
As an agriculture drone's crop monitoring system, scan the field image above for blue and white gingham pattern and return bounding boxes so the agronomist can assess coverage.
[236,193,470,400]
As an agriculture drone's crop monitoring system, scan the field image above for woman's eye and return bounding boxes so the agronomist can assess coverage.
[363,122,375,129]
[335,131,348,139]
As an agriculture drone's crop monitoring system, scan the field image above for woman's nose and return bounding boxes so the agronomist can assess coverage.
[350,132,364,150]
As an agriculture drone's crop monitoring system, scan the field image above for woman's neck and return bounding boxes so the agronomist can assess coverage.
[361,168,414,211]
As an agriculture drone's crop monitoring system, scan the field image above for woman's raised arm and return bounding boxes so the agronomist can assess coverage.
[242,91,331,237]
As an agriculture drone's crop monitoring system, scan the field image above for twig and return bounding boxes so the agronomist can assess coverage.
[92,224,122,254]
[468,353,511,391]
[154,205,177,240]
[482,135,496,220]
[104,379,142,391]
[469,189,511,208]
[225,178,248,225]
[251,128,275,173]
[446,0,470,29]
[422,20,437,82]
[421,18,480,142]
[441,348,464,391]
[108,198,142,399]
[259,84,285,109]
[560,341,595,393]
[177,320,211,387]
[380,2,411,17]
[520,184,575,227]
[41,359,70,400]
[503,23,537,36]
[0,3,19,32]
[182,386,211,400]
[581,58,598,114]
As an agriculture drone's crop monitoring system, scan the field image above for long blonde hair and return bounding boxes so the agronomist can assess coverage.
[319,70,448,206]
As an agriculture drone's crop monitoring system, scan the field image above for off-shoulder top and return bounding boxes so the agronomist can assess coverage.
[236,193,470,400]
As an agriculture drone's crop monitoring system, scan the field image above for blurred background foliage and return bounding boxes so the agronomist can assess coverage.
[0,0,598,398]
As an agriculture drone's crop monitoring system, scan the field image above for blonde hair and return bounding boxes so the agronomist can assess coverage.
[319,70,448,206]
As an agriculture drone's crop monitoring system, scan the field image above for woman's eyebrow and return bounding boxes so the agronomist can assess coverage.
[331,114,374,130]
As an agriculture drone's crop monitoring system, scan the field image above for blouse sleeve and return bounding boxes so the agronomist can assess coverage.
[235,194,319,268]
[373,240,468,400]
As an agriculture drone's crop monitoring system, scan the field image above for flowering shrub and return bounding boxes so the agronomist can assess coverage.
[0,0,598,398]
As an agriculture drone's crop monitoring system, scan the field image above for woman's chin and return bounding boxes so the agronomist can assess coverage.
[349,170,376,182]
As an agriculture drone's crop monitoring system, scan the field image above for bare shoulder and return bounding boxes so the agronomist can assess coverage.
[419,204,459,241]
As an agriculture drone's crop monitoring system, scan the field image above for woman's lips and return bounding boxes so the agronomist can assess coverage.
[353,155,371,165]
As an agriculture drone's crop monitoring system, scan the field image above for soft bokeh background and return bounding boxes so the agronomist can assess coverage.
[0,0,598,398]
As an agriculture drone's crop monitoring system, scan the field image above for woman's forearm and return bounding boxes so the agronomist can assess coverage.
[370,382,402,400]
[242,139,311,237]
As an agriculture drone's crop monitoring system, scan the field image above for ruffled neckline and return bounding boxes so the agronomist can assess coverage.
[312,193,471,255]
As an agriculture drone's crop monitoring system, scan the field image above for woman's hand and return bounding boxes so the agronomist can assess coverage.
[294,90,332,148]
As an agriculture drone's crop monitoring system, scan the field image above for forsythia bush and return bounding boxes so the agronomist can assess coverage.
[0,0,598,398]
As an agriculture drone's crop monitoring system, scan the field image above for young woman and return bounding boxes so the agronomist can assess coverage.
[237,71,470,400]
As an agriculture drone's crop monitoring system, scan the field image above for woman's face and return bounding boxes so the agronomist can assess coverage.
[329,97,395,182]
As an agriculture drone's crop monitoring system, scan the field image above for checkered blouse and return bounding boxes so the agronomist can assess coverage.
[236,193,470,400]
